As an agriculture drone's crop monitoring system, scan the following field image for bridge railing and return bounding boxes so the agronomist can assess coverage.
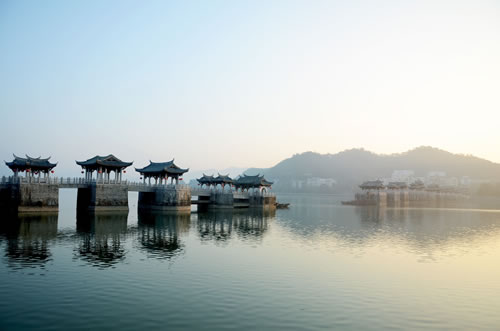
[0,176,133,186]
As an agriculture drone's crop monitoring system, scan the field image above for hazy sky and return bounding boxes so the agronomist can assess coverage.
[1,0,499,177]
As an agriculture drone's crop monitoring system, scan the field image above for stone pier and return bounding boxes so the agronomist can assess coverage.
[209,192,234,209]
[77,184,129,212]
[400,190,410,207]
[387,190,400,207]
[249,193,277,208]
[0,183,58,213]
[138,186,191,212]
[353,191,387,206]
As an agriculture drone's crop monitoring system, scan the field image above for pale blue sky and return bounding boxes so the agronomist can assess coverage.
[1,0,499,177]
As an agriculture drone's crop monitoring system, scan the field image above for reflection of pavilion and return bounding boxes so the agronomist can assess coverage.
[197,209,275,244]
[0,213,58,268]
[354,206,386,224]
[137,211,190,260]
[75,211,129,268]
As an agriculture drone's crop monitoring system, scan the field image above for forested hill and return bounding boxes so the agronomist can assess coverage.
[245,147,500,192]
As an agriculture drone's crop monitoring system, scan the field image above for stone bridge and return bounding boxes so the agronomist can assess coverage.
[0,176,276,213]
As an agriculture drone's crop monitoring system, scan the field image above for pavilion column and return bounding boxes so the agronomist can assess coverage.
[119,171,122,184]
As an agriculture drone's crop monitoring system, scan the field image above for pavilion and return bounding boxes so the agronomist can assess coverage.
[76,155,132,184]
[359,180,385,191]
[233,174,273,192]
[135,159,188,185]
[197,174,215,188]
[409,180,425,190]
[387,182,408,190]
[5,154,57,182]
[197,174,233,190]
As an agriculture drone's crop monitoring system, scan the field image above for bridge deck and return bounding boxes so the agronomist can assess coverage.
[1,177,276,199]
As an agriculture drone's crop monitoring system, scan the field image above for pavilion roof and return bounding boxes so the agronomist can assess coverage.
[135,160,188,176]
[215,174,233,183]
[387,181,408,189]
[197,174,215,184]
[5,154,57,170]
[359,180,385,190]
[234,174,273,187]
[76,155,133,169]
[409,180,425,190]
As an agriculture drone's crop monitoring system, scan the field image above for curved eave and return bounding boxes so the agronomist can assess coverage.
[164,168,189,175]
[96,160,133,168]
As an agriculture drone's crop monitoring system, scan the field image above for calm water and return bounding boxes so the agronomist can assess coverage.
[1,190,500,330]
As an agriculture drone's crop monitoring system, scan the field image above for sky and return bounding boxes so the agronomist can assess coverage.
[1,0,499,178]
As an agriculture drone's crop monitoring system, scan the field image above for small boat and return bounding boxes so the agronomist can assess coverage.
[275,202,290,209]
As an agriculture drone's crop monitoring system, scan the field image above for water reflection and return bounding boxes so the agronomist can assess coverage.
[75,211,128,268]
[197,209,274,245]
[137,211,190,260]
[0,213,58,269]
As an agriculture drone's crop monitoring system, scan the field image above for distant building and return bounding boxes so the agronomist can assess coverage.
[292,179,305,189]
[306,177,337,188]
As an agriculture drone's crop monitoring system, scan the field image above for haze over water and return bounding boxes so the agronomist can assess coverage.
[1,191,500,330]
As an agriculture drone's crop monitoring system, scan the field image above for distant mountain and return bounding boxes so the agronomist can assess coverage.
[245,147,500,192]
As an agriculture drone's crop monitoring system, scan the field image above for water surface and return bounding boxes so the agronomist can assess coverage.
[1,191,500,330]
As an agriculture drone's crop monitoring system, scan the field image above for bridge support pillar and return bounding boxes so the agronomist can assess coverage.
[387,190,400,207]
[0,183,59,213]
[208,192,234,209]
[138,187,191,212]
[400,190,409,207]
[249,194,277,208]
[77,184,128,212]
